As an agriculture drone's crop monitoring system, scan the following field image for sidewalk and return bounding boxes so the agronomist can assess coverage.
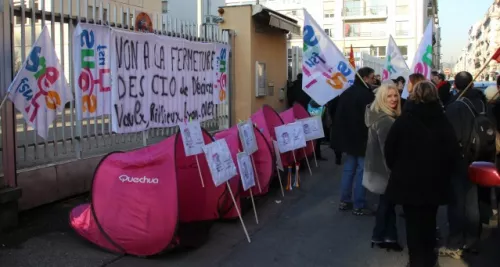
[1,148,499,267]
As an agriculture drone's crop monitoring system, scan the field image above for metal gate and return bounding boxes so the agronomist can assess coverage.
[0,0,232,188]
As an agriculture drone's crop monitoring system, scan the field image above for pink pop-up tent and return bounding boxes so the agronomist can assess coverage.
[69,129,231,256]
[251,105,293,167]
[214,124,274,197]
[280,103,314,161]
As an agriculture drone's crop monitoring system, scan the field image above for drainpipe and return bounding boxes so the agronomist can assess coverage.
[197,0,202,37]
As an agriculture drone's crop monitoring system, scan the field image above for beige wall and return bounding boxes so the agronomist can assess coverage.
[220,5,289,125]
[251,26,287,114]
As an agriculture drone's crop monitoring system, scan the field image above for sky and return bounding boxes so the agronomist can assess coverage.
[440,0,494,64]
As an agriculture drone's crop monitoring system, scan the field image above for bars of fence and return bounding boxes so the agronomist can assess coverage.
[0,0,230,173]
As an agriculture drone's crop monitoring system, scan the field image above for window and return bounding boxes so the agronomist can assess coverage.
[343,46,387,58]
[395,0,409,15]
[324,9,334,18]
[162,1,168,13]
[344,22,386,37]
[398,46,408,56]
[324,24,334,37]
[395,21,409,36]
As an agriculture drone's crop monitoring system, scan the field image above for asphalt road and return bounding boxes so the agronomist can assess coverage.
[1,148,499,267]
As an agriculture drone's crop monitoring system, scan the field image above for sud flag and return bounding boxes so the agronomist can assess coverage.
[6,26,72,139]
[383,35,410,81]
[403,20,433,98]
[302,9,356,106]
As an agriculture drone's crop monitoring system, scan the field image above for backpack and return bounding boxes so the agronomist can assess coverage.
[457,97,496,162]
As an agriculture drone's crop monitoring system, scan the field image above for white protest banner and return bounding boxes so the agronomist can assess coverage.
[275,122,307,153]
[273,140,284,172]
[302,10,355,106]
[403,21,433,98]
[237,152,256,191]
[110,29,216,133]
[179,120,204,156]
[6,26,72,139]
[203,139,238,187]
[213,43,230,104]
[237,119,258,155]
[73,23,112,120]
[299,116,324,141]
[382,35,410,81]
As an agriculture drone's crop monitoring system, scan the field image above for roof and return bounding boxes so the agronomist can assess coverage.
[251,5,301,35]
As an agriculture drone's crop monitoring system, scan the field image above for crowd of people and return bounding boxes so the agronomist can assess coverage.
[287,68,500,267]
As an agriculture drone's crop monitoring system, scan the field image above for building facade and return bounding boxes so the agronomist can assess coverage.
[453,1,500,81]
[224,0,440,79]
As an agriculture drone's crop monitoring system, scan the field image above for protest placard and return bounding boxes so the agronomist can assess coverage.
[237,152,256,191]
[179,120,205,156]
[237,119,258,155]
[110,29,216,133]
[202,139,238,187]
[275,122,307,153]
[299,116,325,141]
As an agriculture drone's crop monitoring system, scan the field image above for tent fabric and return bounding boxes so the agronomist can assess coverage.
[251,105,293,167]
[214,124,274,197]
[214,132,243,220]
[70,129,230,256]
[279,103,314,161]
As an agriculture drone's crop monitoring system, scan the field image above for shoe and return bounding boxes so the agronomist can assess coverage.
[462,244,479,254]
[438,247,462,259]
[352,208,374,216]
[383,241,404,252]
[339,201,352,211]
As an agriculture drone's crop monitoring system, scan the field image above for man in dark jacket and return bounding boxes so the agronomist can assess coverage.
[286,73,310,109]
[327,96,342,165]
[333,67,376,216]
[435,73,452,105]
[442,71,491,259]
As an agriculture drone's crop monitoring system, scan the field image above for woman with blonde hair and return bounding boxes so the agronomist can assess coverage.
[384,81,460,267]
[362,83,402,251]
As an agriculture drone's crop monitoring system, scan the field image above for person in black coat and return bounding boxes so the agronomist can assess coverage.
[441,71,493,259]
[286,73,311,109]
[333,67,376,216]
[435,73,452,105]
[327,96,342,165]
[384,81,460,267]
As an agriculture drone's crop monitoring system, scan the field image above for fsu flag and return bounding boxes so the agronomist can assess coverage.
[348,45,356,69]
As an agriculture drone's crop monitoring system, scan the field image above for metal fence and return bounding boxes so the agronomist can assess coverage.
[0,0,231,175]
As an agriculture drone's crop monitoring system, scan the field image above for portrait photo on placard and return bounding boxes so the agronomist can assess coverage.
[179,121,204,156]
[202,139,238,187]
[299,116,324,141]
[275,123,306,153]
[237,152,256,191]
[272,140,284,172]
[237,119,258,155]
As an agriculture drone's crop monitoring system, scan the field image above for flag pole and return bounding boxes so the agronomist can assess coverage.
[457,49,499,99]
[0,92,11,111]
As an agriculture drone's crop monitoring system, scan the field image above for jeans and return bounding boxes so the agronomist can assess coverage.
[340,154,366,209]
[404,205,439,267]
[447,158,481,250]
[372,194,397,242]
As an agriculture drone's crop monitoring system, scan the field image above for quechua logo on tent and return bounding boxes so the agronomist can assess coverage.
[119,174,159,184]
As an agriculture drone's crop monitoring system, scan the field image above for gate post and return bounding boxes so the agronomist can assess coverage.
[0,0,22,231]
